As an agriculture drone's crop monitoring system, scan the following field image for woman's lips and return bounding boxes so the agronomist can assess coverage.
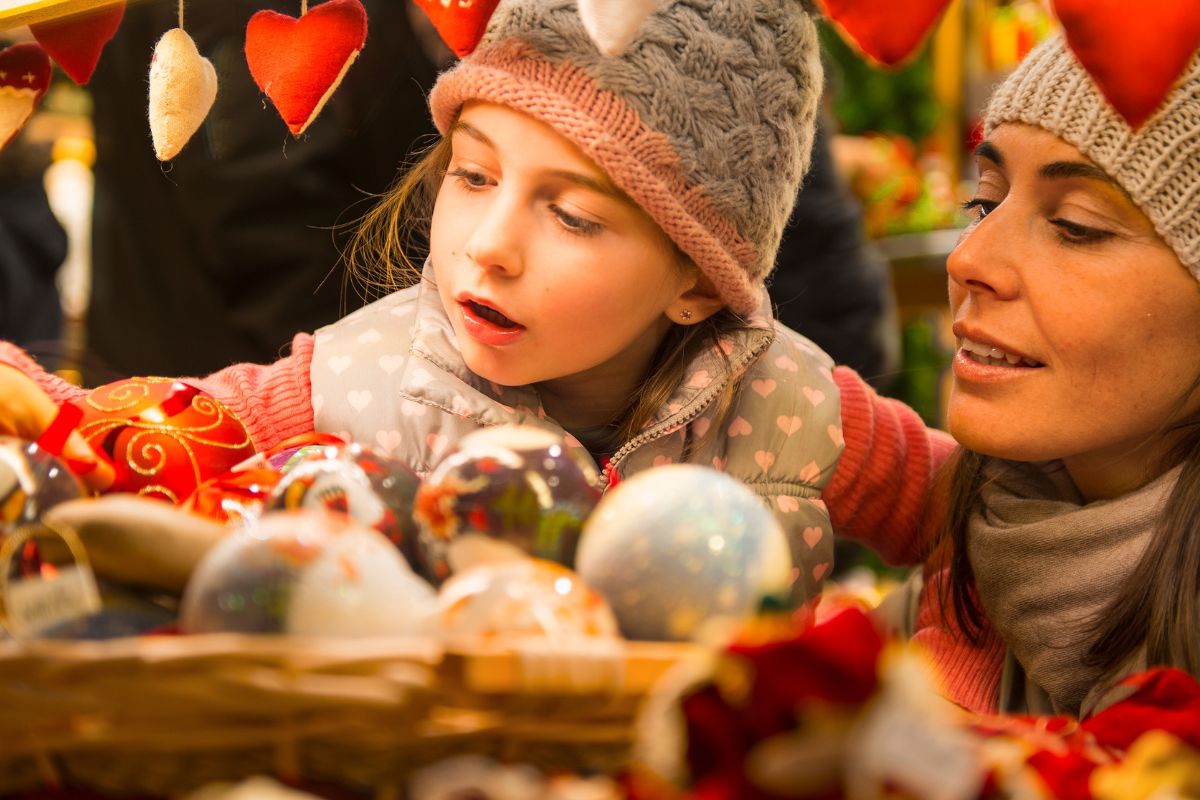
[459,298,526,346]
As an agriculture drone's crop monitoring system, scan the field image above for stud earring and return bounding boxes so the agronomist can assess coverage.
[679,309,693,321]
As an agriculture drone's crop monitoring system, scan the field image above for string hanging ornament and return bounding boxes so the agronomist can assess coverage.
[244,0,369,136]
[147,0,219,161]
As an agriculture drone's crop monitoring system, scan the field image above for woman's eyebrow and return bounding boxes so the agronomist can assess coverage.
[1038,159,1122,189]
[975,140,1003,166]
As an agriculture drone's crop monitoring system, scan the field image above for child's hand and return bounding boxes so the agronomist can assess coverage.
[0,365,114,493]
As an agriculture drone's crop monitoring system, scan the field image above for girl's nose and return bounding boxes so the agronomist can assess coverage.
[946,205,1021,301]
[463,190,524,277]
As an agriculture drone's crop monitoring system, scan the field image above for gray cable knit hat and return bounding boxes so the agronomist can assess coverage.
[985,34,1200,277]
[428,0,824,314]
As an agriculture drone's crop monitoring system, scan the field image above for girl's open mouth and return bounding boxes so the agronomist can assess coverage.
[466,299,519,329]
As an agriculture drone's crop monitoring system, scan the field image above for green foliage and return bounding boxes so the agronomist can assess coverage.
[819,22,941,143]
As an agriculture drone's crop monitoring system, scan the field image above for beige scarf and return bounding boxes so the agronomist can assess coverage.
[967,459,1179,715]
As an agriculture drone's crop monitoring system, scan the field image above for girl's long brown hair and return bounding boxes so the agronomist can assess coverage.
[343,134,759,453]
[940,405,1200,680]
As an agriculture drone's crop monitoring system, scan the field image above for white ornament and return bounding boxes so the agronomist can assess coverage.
[148,28,217,161]
[578,0,662,56]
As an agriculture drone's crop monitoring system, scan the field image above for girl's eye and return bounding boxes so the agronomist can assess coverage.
[549,203,602,236]
[1049,217,1114,245]
[448,167,489,189]
[961,197,998,222]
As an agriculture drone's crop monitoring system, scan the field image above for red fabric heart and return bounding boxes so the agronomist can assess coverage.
[244,0,368,136]
[1053,0,1200,129]
[29,2,125,85]
[0,43,52,151]
[816,0,952,67]
[412,0,501,57]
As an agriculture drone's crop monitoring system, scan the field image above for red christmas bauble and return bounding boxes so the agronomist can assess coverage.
[75,378,256,504]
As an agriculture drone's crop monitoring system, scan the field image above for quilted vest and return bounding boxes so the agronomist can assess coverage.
[311,277,844,600]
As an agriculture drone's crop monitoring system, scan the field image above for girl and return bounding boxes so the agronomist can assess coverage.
[868,35,1200,718]
[0,0,946,604]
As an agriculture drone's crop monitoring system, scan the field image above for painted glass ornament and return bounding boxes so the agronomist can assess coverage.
[575,464,793,641]
[413,425,601,585]
[438,558,618,645]
[180,509,435,637]
[0,436,84,530]
[263,442,423,574]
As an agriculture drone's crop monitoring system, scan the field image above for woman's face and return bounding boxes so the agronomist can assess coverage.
[428,101,700,399]
[948,123,1200,500]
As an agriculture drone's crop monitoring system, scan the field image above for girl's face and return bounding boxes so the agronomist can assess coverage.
[948,123,1200,500]
[428,102,702,402]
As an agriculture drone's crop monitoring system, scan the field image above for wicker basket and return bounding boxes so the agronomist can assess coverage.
[0,633,697,797]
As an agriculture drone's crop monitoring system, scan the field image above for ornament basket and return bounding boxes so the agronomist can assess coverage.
[0,631,697,797]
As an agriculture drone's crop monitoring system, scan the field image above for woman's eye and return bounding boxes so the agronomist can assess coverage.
[550,203,602,236]
[448,167,489,189]
[1049,217,1113,245]
[961,198,998,221]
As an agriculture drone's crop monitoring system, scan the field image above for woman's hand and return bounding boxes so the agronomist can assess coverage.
[0,365,114,492]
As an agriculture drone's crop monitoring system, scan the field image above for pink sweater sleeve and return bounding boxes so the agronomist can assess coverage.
[189,333,316,452]
[0,340,90,405]
[0,336,316,455]
[823,366,957,565]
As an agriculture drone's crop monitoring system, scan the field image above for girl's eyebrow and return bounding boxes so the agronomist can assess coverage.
[449,119,629,202]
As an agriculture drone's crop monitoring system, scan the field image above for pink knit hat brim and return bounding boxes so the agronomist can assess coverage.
[428,44,763,315]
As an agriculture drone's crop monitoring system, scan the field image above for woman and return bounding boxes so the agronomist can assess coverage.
[870,34,1200,718]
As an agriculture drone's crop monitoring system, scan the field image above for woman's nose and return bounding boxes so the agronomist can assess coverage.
[463,189,524,277]
[946,205,1021,301]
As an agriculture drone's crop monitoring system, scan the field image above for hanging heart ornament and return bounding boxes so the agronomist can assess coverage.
[1052,0,1200,129]
[0,43,52,152]
[816,0,952,67]
[149,28,218,161]
[245,0,368,136]
[411,0,501,58]
[29,1,125,85]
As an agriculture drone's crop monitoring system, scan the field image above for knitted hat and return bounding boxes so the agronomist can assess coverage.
[428,0,823,314]
[985,34,1200,278]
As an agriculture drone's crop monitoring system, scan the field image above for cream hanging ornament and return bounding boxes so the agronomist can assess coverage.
[148,3,217,161]
[578,0,663,57]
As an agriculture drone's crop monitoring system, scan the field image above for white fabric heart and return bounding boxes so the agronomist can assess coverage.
[578,0,662,56]
[148,28,217,161]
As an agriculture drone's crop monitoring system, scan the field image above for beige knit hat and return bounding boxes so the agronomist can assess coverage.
[985,34,1200,277]
[428,0,823,315]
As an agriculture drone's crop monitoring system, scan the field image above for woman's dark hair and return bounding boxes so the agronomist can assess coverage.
[342,130,759,453]
[940,399,1200,680]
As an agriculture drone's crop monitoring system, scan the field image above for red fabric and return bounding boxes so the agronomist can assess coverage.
[1083,668,1200,751]
[244,0,368,135]
[815,0,952,67]
[29,2,124,85]
[412,0,500,57]
[1053,0,1200,128]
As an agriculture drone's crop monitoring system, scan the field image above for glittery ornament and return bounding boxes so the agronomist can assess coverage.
[264,442,423,574]
[180,509,435,636]
[438,558,618,645]
[0,437,84,530]
[575,464,793,641]
[75,378,255,504]
[413,425,601,585]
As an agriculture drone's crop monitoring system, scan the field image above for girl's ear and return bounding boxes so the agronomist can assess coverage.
[666,272,725,325]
